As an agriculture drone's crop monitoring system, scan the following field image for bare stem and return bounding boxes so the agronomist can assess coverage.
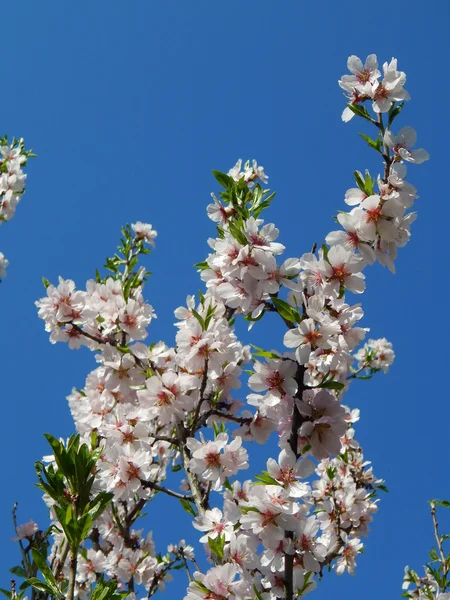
[431,501,448,583]
[176,423,209,517]
[190,359,209,435]
[12,503,33,578]
[52,538,70,580]
[67,549,77,600]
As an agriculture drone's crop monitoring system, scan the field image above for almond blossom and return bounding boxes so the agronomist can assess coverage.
[12,52,430,600]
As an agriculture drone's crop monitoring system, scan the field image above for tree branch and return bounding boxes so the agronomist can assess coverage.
[140,479,195,503]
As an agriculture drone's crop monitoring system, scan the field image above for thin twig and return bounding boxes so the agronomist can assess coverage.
[140,479,195,503]
[431,501,448,580]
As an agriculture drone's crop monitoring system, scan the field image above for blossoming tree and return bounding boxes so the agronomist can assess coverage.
[5,53,441,600]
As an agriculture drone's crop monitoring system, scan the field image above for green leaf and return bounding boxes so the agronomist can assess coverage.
[44,434,75,484]
[359,133,383,153]
[91,578,127,600]
[9,566,27,578]
[212,170,233,189]
[353,170,366,193]
[387,102,404,127]
[194,261,209,270]
[42,277,51,289]
[191,308,205,330]
[316,380,345,391]
[204,304,217,330]
[271,298,300,324]
[207,534,225,559]
[179,498,197,517]
[253,585,264,600]
[254,471,279,486]
[25,579,58,598]
[223,478,233,492]
[244,310,265,324]
[429,547,439,561]
[346,103,374,123]
[364,171,375,195]
[28,550,62,598]
[228,221,247,246]
[250,345,281,360]
[433,499,450,508]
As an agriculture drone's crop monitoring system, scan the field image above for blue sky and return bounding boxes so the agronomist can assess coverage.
[1,2,449,598]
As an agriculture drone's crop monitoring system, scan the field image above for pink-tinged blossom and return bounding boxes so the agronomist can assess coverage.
[193,508,233,543]
[370,58,410,113]
[297,390,348,459]
[137,371,194,425]
[131,221,157,246]
[244,217,285,255]
[318,245,366,295]
[248,358,297,406]
[118,298,155,340]
[283,318,339,365]
[187,433,248,489]
[354,338,395,373]
[383,126,429,164]
[387,162,418,209]
[335,533,364,575]
[12,519,38,541]
[299,250,327,292]
[266,447,314,497]
[344,187,366,207]
[206,193,235,225]
[76,549,108,585]
[295,516,327,572]
[326,210,376,264]
[228,158,268,186]
[185,563,250,600]
[339,54,380,122]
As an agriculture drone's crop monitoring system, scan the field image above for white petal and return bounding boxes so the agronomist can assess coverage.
[342,106,355,123]
[283,328,301,348]
[347,55,363,74]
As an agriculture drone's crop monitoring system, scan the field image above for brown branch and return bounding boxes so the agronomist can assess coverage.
[147,552,183,598]
[125,498,147,528]
[149,435,180,446]
[196,409,252,430]
[140,479,195,503]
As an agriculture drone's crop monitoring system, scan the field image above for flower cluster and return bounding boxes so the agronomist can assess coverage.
[354,338,395,374]
[0,136,33,280]
[339,54,409,119]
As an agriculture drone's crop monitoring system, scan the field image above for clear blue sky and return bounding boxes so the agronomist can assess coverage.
[1,2,448,598]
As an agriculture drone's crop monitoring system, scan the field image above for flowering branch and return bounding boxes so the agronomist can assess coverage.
[0,136,34,281]
[6,52,429,600]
